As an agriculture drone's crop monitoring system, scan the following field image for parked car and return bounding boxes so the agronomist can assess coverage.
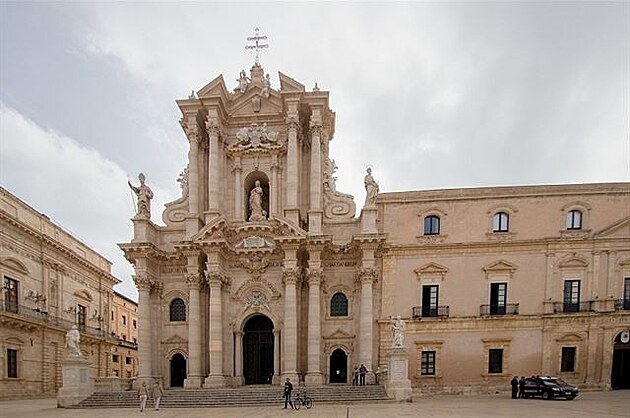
[522,376,578,400]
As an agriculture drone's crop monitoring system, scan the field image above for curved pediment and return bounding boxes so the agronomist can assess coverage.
[0,257,29,275]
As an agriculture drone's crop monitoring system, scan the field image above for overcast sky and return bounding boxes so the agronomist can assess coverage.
[2,2,628,301]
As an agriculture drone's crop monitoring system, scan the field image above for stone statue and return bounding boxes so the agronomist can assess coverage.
[261,73,271,98]
[364,168,379,206]
[128,173,154,218]
[249,180,266,222]
[391,315,405,348]
[238,69,249,93]
[65,325,82,357]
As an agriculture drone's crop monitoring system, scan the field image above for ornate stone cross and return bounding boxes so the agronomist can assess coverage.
[246,27,269,66]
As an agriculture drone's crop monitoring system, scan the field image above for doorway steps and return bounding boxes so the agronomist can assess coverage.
[71,385,391,408]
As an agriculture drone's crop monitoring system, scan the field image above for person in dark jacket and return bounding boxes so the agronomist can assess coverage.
[518,376,526,398]
[510,376,519,399]
[359,364,367,386]
[283,377,294,409]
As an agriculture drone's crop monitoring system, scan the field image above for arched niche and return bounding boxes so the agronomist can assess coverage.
[244,171,270,222]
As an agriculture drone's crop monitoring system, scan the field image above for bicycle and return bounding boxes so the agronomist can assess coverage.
[293,390,313,410]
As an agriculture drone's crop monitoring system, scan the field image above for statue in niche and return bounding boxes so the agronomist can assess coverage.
[364,167,379,207]
[65,325,82,357]
[261,73,271,98]
[249,180,266,222]
[391,315,406,348]
[128,173,154,218]
[237,69,249,93]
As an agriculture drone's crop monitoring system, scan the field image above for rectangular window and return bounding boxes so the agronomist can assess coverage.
[111,310,114,320]
[420,351,436,375]
[493,212,509,232]
[3,276,19,313]
[624,278,630,310]
[423,216,440,235]
[563,280,580,312]
[7,348,18,378]
[488,349,503,373]
[77,304,87,331]
[566,210,582,230]
[133,319,137,329]
[112,354,119,363]
[421,285,439,317]
[561,347,576,372]
[122,315,126,325]
[490,283,507,315]
[126,357,132,365]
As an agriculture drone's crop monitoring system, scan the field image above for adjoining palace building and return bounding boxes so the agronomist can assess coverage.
[119,62,630,393]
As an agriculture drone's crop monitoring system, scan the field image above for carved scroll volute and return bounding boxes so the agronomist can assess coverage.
[282,267,301,286]
[357,267,378,284]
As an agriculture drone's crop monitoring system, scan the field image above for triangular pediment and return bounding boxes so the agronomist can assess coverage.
[196,75,230,99]
[229,87,283,117]
[164,334,186,344]
[414,262,448,277]
[594,216,630,239]
[482,260,518,273]
[324,329,354,340]
[278,72,305,92]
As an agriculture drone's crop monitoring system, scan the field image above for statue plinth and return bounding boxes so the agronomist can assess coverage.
[361,206,378,234]
[57,355,93,408]
[385,347,412,402]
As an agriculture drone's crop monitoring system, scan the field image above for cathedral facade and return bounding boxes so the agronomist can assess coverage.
[120,64,630,393]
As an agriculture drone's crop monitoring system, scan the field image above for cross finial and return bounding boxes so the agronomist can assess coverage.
[246,27,269,66]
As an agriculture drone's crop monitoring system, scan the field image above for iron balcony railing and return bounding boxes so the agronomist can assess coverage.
[553,301,595,313]
[614,299,630,311]
[0,300,113,340]
[412,305,450,319]
[480,303,519,316]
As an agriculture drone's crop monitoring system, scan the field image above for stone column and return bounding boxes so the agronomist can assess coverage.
[181,119,201,236]
[134,274,153,384]
[233,157,243,221]
[308,121,323,234]
[543,251,556,314]
[271,155,279,216]
[184,273,203,388]
[305,265,323,386]
[282,245,300,383]
[204,272,226,387]
[358,267,376,383]
[284,110,300,225]
[205,112,221,221]
[234,331,243,385]
[273,329,281,384]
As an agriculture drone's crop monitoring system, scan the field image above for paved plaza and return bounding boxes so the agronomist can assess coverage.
[0,391,628,418]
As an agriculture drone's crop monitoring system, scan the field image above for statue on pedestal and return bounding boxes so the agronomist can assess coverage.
[249,180,266,222]
[391,315,405,348]
[65,325,82,357]
[128,173,154,218]
[364,168,379,207]
[237,69,249,93]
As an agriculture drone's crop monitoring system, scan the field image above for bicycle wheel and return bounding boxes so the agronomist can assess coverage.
[294,399,301,410]
[304,397,313,409]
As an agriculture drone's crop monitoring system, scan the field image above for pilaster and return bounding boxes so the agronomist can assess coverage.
[284,110,300,225]
[133,273,154,384]
[282,246,300,383]
[305,249,324,385]
[205,111,222,222]
[184,271,204,388]
[204,271,227,387]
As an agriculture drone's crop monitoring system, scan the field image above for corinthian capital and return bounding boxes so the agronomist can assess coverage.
[307,268,324,286]
[282,267,301,285]
[205,117,221,137]
[185,273,202,289]
[133,274,154,291]
[206,272,228,288]
[180,119,200,143]
[285,115,299,132]
[309,121,324,138]
[357,267,378,284]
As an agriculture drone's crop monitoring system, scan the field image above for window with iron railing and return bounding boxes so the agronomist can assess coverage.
[3,276,19,313]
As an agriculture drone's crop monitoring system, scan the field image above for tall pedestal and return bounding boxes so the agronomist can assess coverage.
[57,356,94,408]
[361,207,378,234]
[385,347,412,402]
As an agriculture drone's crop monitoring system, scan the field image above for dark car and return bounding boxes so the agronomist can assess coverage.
[522,376,578,400]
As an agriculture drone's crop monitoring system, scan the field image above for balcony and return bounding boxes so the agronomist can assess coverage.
[480,303,519,316]
[553,301,594,313]
[412,305,450,319]
[614,299,630,311]
[0,300,112,339]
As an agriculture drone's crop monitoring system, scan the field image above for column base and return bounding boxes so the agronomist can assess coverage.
[185,214,202,238]
[203,375,226,388]
[304,372,323,386]
[385,347,412,401]
[57,356,93,408]
[183,376,204,389]
[307,210,323,235]
[283,208,301,227]
[226,376,243,386]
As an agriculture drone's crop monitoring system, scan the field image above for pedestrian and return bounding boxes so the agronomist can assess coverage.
[519,376,525,398]
[151,380,164,411]
[359,363,367,386]
[510,376,519,399]
[283,377,294,409]
[352,365,358,386]
[375,367,381,385]
[137,381,148,412]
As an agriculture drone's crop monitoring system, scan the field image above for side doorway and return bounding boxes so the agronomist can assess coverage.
[329,348,347,383]
[170,353,187,388]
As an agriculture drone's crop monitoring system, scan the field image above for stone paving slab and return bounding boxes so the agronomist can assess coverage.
[0,391,628,418]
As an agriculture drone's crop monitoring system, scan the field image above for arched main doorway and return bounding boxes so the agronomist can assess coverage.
[243,315,274,384]
[329,348,347,383]
[170,353,186,387]
[611,330,630,389]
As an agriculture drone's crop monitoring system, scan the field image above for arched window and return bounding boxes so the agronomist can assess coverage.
[169,298,186,321]
[330,292,348,317]
[493,212,509,232]
[566,210,582,230]
[424,215,440,235]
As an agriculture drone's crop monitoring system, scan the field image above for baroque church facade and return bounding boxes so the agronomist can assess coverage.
[120,63,630,393]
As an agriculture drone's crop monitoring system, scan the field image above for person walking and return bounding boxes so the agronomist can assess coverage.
[283,377,294,409]
[510,376,519,399]
[518,376,526,398]
[359,364,367,386]
[137,381,148,412]
[151,380,164,411]
[352,365,358,386]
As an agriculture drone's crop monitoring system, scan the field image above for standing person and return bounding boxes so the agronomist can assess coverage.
[359,364,367,386]
[283,377,294,409]
[352,365,358,386]
[137,381,148,412]
[518,376,526,398]
[151,380,164,411]
[510,376,519,399]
